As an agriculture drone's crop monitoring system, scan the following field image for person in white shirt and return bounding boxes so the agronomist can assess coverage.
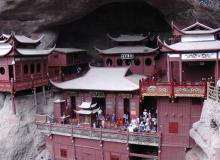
[143,109,148,118]
[217,78,220,88]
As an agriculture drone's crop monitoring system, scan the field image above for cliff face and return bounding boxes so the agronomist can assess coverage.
[1,0,220,51]
[186,99,220,160]
[0,92,54,160]
[0,0,219,33]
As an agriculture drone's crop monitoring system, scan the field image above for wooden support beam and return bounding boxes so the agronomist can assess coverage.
[11,93,16,115]
[42,86,47,105]
[10,78,16,114]
[33,87,37,106]
[216,52,219,82]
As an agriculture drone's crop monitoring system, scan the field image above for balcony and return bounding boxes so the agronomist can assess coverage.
[207,83,220,103]
[36,115,161,147]
[0,77,48,92]
[140,81,206,98]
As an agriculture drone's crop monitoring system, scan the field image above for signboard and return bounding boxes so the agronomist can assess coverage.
[121,53,134,60]
[90,92,105,98]
[66,91,78,96]
[119,93,132,99]
[182,53,217,60]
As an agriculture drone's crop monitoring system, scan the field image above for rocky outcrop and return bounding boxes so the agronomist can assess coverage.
[186,99,220,160]
[0,0,219,34]
[0,92,54,160]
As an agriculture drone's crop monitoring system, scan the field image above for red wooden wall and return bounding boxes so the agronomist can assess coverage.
[45,135,129,160]
[0,57,13,81]
[157,97,202,160]
[48,53,67,67]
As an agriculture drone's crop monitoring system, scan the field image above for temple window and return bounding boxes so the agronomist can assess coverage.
[23,64,28,74]
[60,148,67,158]
[37,64,41,73]
[106,58,113,66]
[117,59,123,66]
[125,59,131,66]
[0,67,5,75]
[145,58,152,66]
[134,58,141,66]
[30,64,35,74]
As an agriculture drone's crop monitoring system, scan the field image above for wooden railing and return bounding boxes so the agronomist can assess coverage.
[0,77,49,92]
[207,83,220,103]
[36,115,161,147]
[140,80,206,98]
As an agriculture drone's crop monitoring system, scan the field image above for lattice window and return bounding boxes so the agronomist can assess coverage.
[60,148,67,158]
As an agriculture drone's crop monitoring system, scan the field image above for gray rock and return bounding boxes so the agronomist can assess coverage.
[0,92,55,160]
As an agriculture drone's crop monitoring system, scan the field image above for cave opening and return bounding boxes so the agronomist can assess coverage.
[54,1,170,57]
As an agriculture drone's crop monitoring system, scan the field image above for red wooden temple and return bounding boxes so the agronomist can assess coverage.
[35,23,220,160]
[0,33,54,114]
[139,21,220,159]
[96,34,158,76]
[48,48,89,82]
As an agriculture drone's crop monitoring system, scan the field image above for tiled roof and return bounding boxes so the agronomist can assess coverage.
[50,66,145,91]
[54,48,86,54]
[96,46,157,54]
[107,34,148,42]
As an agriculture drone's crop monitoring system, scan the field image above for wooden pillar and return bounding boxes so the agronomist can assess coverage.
[179,55,182,83]
[114,94,117,115]
[100,127,104,160]
[42,86,47,105]
[216,52,219,82]
[11,78,16,114]
[33,87,37,106]
[167,55,171,82]
[11,93,16,114]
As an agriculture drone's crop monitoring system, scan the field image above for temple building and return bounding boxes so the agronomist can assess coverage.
[48,48,89,82]
[35,23,220,160]
[50,66,144,121]
[139,21,220,159]
[95,34,158,76]
[0,33,54,114]
[37,66,161,160]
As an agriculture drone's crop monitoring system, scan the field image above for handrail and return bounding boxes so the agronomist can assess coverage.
[36,121,160,146]
[140,80,207,98]
[207,82,220,103]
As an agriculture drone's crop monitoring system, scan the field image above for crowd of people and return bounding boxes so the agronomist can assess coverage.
[126,109,157,133]
[92,108,157,133]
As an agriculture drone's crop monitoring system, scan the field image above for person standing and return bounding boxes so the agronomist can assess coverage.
[217,77,220,88]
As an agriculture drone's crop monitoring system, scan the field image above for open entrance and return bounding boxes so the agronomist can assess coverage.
[124,98,130,122]
[140,97,157,117]
[8,65,14,80]
[92,97,106,115]
[182,61,215,82]
[129,144,158,160]
[70,96,76,118]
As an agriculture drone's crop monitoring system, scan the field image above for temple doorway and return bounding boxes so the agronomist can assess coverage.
[140,97,157,117]
[182,61,215,82]
[92,97,106,115]
[124,98,130,121]
[8,65,14,80]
